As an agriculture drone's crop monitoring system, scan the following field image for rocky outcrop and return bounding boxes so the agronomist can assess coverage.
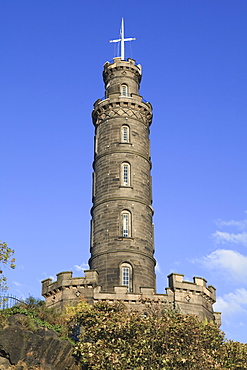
[0,314,80,370]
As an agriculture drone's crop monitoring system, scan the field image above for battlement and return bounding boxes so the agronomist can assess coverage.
[166,273,220,326]
[41,270,221,326]
[103,57,142,78]
[41,270,99,310]
[42,270,98,292]
[167,273,216,302]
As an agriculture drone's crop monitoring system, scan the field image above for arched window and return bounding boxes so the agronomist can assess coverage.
[120,262,132,292]
[120,162,131,186]
[121,125,129,143]
[121,162,130,186]
[121,210,131,237]
[121,84,128,96]
[122,266,130,288]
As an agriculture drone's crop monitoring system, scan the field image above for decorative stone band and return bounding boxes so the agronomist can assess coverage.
[88,248,156,265]
[91,197,154,214]
[92,100,152,127]
[93,149,152,167]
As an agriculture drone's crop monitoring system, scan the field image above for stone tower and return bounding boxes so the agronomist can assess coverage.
[89,57,156,293]
[41,24,221,326]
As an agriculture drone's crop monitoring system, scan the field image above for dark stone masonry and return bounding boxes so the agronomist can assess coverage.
[42,57,221,326]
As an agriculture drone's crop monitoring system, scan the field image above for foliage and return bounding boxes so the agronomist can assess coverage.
[0,296,68,337]
[24,296,44,308]
[0,242,15,291]
[70,300,247,370]
[1,297,247,369]
[221,340,247,369]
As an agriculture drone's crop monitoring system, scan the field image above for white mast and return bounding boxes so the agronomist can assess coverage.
[109,18,136,61]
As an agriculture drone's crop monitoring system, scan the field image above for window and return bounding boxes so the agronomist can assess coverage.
[121,125,129,143]
[90,219,94,250]
[94,133,98,154]
[121,84,128,96]
[122,267,130,287]
[122,213,129,237]
[121,210,131,237]
[120,262,132,292]
[121,162,130,186]
[123,164,129,186]
[92,172,96,197]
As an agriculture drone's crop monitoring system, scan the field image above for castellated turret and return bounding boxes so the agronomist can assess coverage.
[89,57,156,293]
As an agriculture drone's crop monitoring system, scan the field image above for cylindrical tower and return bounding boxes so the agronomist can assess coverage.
[89,57,156,293]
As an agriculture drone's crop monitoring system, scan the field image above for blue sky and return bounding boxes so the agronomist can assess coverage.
[1,1,247,343]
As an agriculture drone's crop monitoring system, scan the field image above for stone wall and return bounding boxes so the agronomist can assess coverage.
[41,270,221,326]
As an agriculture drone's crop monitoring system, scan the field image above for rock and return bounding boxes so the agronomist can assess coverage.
[0,314,80,370]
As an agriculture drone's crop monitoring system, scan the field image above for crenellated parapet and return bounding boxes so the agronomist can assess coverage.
[165,273,221,326]
[41,270,98,310]
[168,273,216,300]
[41,270,221,326]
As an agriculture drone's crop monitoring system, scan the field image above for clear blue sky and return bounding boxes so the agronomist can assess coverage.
[1,0,247,343]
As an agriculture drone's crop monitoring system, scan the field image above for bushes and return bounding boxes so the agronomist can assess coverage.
[1,298,247,369]
[70,301,247,370]
[0,297,68,337]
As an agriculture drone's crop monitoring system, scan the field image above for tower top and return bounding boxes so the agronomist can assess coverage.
[109,18,136,61]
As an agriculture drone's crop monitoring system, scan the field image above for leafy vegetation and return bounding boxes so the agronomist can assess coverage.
[0,242,15,291]
[0,296,68,337]
[0,297,247,369]
[70,300,247,370]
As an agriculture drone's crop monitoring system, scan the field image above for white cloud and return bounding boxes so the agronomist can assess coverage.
[211,231,247,246]
[40,275,55,283]
[202,249,247,282]
[215,218,247,230]
[214,289,247,317]
[212,214,247,247]
[74,263,89,272]
[13,281,21,287]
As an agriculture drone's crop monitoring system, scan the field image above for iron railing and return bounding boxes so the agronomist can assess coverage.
[0,295,23,309]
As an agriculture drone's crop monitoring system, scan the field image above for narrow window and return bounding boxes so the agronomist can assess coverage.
[120,262,133,292]
[94,134,98,154]
[121,162,130,186]
[122,267,130,288]
[122,212,129,237]
[123,165,129,186]
[122,125,129,143]
[92,172,96,197]
[121,84,128,96]
[90,219,94,250]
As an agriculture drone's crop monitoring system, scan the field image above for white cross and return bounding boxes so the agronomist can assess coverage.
[109,18,136,61]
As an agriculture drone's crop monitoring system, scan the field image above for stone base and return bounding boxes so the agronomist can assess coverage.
[42,271,221,326]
